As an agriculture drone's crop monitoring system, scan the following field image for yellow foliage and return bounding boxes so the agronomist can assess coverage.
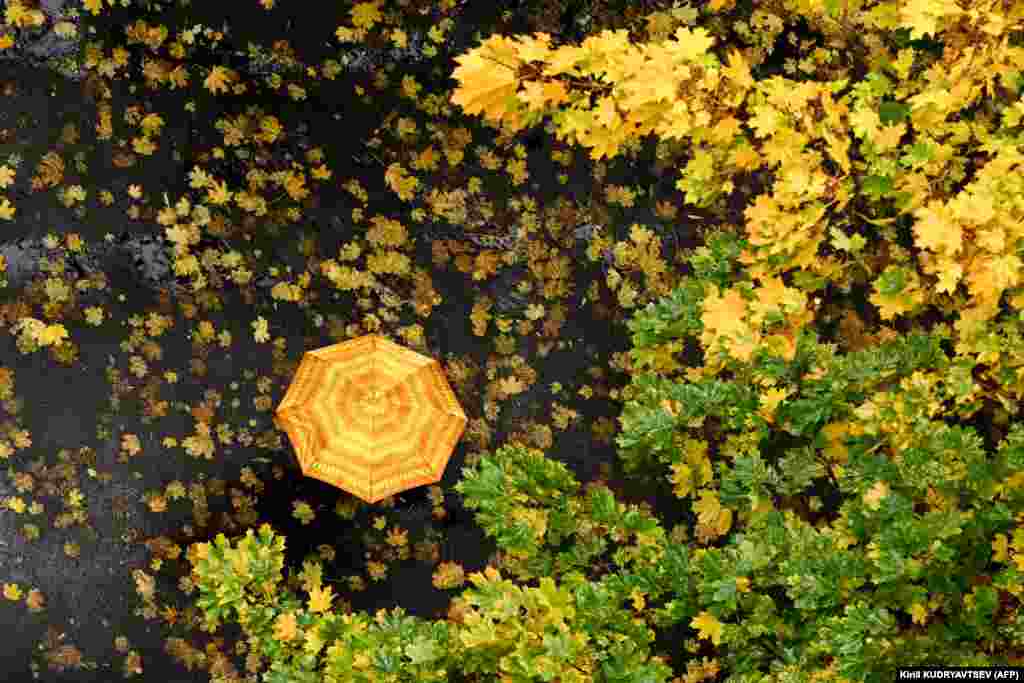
[691,610,724,645]
[350,1,382,30]
[384,163,419,201]
[204,66,236,95]
[449,35,523,125]
[366,216,408,248]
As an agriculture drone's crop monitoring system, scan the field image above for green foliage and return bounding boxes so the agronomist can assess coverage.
[189,446,683,683]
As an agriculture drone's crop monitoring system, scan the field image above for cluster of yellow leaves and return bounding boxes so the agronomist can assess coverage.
[204,66,239,95]
[992,529,1024,573]
[252,316,270,343]
[31,151,63,191]
[432,561,466,590]
[5,0,45,28]
[669,438,715,500]
[59,185,86,207]
[384,163,419,201]
[470,299,492,337]
[13,318,68,348]
[83,0,116,16]
[182,422,215,459]
[699,275,810,365]
[366,216,409,248]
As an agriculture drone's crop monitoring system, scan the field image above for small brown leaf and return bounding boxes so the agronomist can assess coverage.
[112,151,136,168]
[46,644,83,672]
[24,588,45,612]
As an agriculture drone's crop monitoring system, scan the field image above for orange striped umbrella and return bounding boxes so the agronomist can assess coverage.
[275,334,467,503]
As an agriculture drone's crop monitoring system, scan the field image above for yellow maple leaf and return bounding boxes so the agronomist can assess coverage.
[514,32,554,63]
[670,462,694,499]
[206,179,232,205]
[757,387,790,424]
[450,35,523,124]
[701,286,749,344]
[204,66,235,95]
[140,112,164,136]
[273,612,299,641]
[721,48,754,90]
[350,1,382,30]
[307,585,334,613]
[189,166,212,188]
[900,0,943,40]
[0,197,13,220]
[691,610,724,645]
[909,602,929,625]
[669,26,716,61]
[37,324,69,347]
[497,375,526,396]
[384,163,419,201]
[912,200,962,255]
[993,533,1010,563]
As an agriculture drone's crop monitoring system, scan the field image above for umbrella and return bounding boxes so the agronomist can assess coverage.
[275,334,467,503]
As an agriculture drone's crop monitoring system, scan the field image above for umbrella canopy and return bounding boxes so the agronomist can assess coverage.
[275,334,467,503]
